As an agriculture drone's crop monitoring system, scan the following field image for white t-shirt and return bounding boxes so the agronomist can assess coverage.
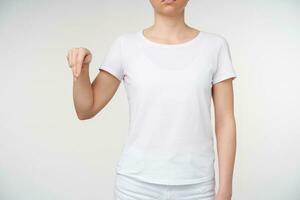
[99,29,237,185]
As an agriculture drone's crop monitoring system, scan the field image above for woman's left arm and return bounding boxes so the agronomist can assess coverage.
[212,78,237,200]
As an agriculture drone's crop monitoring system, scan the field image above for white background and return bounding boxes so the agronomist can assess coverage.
[0,0,299,199]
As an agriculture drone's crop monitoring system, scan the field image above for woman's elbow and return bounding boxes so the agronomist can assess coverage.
[76,105,102,120]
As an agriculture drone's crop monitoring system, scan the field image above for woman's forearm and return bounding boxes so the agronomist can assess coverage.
[215,116,237,197]
[73,65,94,120]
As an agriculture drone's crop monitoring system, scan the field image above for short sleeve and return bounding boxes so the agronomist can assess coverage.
[98,36,124,81]
[212,37,237,85]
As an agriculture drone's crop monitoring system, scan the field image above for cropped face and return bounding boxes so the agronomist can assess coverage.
[149,0,189,16]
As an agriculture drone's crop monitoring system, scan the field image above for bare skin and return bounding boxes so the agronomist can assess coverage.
[212,79,237,200]
[66,0,236,199]
[66,47,121,120]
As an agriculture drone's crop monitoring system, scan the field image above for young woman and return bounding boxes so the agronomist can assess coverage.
[67,0,237,199]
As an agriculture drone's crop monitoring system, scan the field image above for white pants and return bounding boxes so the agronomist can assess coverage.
[114,173,216,200]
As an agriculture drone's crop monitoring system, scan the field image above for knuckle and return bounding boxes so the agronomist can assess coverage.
[76,57,82,62]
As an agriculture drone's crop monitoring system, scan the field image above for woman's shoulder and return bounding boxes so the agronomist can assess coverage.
[200,30,230,46]
[115,30,140,42]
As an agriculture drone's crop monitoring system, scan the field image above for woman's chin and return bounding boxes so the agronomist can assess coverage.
[159,7,179,16]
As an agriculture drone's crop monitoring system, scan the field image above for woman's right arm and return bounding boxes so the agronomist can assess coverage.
[67,47,121,120]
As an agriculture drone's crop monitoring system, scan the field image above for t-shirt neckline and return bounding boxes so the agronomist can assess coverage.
[138,29,204,48]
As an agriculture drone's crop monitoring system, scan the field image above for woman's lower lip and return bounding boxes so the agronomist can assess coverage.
[161,0,176,4]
